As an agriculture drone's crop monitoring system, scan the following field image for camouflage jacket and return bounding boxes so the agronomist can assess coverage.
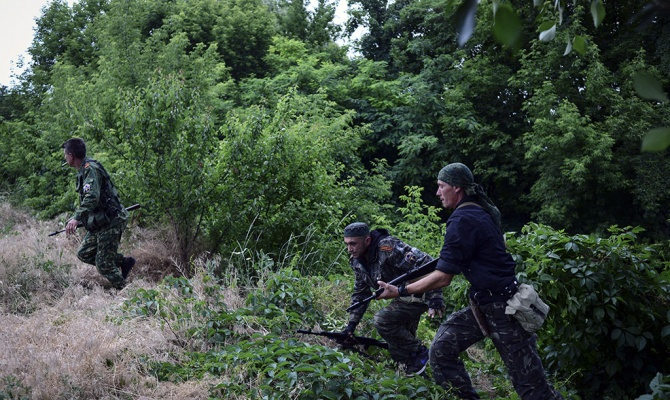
[73,158,127,232]
[348,229,443,324]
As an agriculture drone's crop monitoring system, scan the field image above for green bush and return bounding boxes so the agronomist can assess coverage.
[120,264,448,399]
[209,90,392,272]
[149,335,443,400]
[507,223,670,399]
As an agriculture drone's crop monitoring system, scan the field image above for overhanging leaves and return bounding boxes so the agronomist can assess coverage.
[633,73,669,102]
[455,0,478,47]
[492,3,523,50]
[590,0,606,27]
[641,127,670,152]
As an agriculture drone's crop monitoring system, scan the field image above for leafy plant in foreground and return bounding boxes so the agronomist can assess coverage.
[507,223,670,399]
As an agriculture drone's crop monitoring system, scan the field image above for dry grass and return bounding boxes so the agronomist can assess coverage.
[0,203,225,399]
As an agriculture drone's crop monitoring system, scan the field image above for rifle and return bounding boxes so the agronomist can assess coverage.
[296,329,388,350]
[48,203,141,236]
[346,258,438,312]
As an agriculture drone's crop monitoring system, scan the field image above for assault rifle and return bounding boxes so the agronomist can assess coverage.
[48,203,141,236]
[346,258,438,312]
[296,329,388,351]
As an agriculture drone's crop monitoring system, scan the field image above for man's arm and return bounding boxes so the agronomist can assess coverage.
[377,270,454,299]
[72,165,103,221]
[346,267,372,328]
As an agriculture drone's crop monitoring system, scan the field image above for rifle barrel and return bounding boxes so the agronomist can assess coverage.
[345,258,438,312]
[48,204,141,236]
[296,329,388,349]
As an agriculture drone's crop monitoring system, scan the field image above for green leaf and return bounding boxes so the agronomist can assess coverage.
[590,0,606,27]
[633,73,669,102]
[635,336,647,351]
[641,127,670,152]
[564,37,573,55]
[565,242,579,252]
[605,360,618,376]
[492,3,523,50]
[539,24,557,41]
[661,325,670,338]
[538,20,555,32]
[594,307,605,321]
[572,35,587,54]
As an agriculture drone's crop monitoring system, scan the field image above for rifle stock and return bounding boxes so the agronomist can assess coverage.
[345,258,438,312]
[296,329,388,349]
[48,203,141,236]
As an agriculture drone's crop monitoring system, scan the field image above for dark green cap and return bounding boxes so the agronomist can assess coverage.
[437,163,476,195]
[437,162,503,230]
[344,222,370,237]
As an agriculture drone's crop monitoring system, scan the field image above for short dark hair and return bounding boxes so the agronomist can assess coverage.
[62,138,86,159]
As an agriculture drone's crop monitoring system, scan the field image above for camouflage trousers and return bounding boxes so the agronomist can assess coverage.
[430,301,563,400]
[373,299,428,364]
[77,222,127,289]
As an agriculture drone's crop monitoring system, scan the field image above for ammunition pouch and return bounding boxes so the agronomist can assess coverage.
[84,208,111,232]
[505,284,549,333]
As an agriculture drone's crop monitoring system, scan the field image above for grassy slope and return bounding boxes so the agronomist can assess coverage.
[0,203,219,399]
[0,202,562,399]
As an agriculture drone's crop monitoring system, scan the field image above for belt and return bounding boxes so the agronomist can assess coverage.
[398,293,426,303]
[472,280,518,305]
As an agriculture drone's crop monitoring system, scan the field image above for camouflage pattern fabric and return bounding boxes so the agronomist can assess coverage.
[347,230,442,364]
[373,299,427,363]
[348,231,442,325]
[77,221,127,289]
[430,302,563,400]
[74,158,128,232]
[71,157,130,289]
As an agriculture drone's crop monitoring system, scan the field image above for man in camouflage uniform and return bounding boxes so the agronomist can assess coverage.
[376,163,563,400]
[342,222,443,375]
[63,138,135,290]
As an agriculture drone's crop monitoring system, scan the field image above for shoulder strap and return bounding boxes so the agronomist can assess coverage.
[456,201,482,209]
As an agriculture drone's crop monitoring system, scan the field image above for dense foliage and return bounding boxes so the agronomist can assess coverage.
[108,223,666,399]
[508,224,670,398]
[1,0,668,247]
[0,0,669,398]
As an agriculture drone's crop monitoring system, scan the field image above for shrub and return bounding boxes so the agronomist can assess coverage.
[507,223,670,399]
[209,91,392,273]
[117,263,448,399]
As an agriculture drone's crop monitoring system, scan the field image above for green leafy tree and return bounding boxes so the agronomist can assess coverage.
[114,51,220,267]
[510,23,670,238]
[394,185,443,255]
[28,0,107,92]
[209,89,391,272]
[307,0,341,46]
[345,0,408,66]
[212,0,277,80]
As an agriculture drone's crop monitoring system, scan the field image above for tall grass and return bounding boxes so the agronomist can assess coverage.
[0,202,223,399]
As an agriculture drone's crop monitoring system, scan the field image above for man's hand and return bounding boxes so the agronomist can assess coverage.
[427,298,444,319]
[376,281,400,300]
[65,219,79,235]
[341,321,358,336]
